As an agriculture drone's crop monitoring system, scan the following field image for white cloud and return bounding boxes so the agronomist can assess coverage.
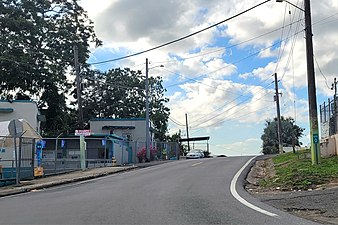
[168,79,277,130]
[211,138,262,156]
[80,0,337,148]
[83,0,337,97]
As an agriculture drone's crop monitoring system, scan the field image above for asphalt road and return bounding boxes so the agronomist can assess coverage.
[0,157,323,225]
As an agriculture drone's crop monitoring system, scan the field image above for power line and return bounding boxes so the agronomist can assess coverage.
[190,83,274,129]
[189,80,274,126]
[274,2,288,73]
[314,54,330,89]
[168,82,275,135]
[152,18,305,65]
[164,28,304,90]
[168,116,186,127]
[275,0,302,74]
[88,0,272,65]
[164,42,279,89]
[190,101,276,135]
[280,4,304,81]
[82,74,145,90]
[312,13,338,26]
[169,72,275,126]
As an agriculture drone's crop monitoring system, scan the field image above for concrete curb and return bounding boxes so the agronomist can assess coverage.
[238,155,274,188]
[0,167,137,198]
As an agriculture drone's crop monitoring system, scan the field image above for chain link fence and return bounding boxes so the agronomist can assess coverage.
[1,135,179,185]
[320,98,337,137]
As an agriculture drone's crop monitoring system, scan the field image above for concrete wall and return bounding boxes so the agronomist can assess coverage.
[0,100,40,133]
[320,134,338,157]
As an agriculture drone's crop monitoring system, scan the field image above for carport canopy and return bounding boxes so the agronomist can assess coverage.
[179,136,210,142]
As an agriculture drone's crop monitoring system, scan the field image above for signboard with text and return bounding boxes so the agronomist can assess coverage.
[75,130,91,136]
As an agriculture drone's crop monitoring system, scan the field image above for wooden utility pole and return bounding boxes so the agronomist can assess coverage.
[331,78,338,133]
[274,73,283,154]
[145,58,150,160]
[304,0,320,165]
[185,113,190,152]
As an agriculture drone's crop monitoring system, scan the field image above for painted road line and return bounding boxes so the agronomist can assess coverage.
[230,156,279,218]
[191,162,203,167]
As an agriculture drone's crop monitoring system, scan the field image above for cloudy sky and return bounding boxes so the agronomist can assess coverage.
[79,0,338,156]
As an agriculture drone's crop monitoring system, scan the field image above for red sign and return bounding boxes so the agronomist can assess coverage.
[75,130,91,136]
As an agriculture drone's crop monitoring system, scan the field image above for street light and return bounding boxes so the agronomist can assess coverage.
[276,0,304,12]
[145,58,164,161]
[276,0,320,165]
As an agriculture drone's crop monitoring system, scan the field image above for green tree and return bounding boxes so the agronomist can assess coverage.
[82,68,170,141]
[0,0,101,135]
[261,117,304,154]
[166,131,187,156]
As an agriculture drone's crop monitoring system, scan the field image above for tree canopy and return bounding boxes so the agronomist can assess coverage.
[0,0,101,135]
[0,1,171,140]
[261,117,304,154]
[81,68,170,141]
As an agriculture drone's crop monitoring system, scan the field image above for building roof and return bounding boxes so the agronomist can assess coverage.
[102,125,135,130]
[90,118,145,121]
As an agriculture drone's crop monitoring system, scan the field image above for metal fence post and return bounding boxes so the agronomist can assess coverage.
[31,139,35,179]
[18,136,22,180]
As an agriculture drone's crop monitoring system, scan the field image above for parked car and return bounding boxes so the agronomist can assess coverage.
[186,150,204,159]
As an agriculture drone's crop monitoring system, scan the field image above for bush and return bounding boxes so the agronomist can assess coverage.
[137,146,157,162]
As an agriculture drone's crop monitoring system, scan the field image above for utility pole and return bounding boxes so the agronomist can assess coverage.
[304,0,320,165]
[274,73,283,154]
[145,58,150,160]
[185,113,190,152]
[74,45,84,129]
[331,78,337,134]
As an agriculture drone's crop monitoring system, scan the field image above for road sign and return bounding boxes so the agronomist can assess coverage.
[8,119,23,136]
[313,134,319,144]
[75,130,91,136]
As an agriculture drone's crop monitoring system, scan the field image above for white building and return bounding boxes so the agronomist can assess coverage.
[89,118,153,143]
[0,100,43,133]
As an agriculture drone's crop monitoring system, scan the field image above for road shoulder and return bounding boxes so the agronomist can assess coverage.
[246,156,338,225]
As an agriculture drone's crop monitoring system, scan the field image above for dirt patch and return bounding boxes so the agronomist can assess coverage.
[246,158,338,224]
[245,158,279,193]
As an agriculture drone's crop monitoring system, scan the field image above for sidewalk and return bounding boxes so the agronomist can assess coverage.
[0,160,172,198]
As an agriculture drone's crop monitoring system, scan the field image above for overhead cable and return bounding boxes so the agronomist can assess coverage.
[89,0,272,65]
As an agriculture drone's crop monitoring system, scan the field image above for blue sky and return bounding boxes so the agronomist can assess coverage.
[80,0,338,156]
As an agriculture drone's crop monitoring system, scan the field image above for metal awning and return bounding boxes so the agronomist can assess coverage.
[179,136,210,142]
[0,108,14,113]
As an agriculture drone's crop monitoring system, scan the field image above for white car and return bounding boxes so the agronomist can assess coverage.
[186,150,204,159]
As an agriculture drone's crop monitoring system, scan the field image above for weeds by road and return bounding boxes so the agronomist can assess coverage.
[246,152,338,225]
[259,151,338,191]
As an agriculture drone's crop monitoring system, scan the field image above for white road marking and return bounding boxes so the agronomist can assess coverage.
[230,156,279,217]
[191,162,203,167]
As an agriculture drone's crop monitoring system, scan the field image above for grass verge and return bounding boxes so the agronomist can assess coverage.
[259,150,338,190]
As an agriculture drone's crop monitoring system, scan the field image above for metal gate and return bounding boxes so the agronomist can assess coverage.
[0,136,35,186]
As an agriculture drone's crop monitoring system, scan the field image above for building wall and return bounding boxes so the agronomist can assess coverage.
[0,100,40,133]
[90,118,152,142]
[320,134,338,157]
